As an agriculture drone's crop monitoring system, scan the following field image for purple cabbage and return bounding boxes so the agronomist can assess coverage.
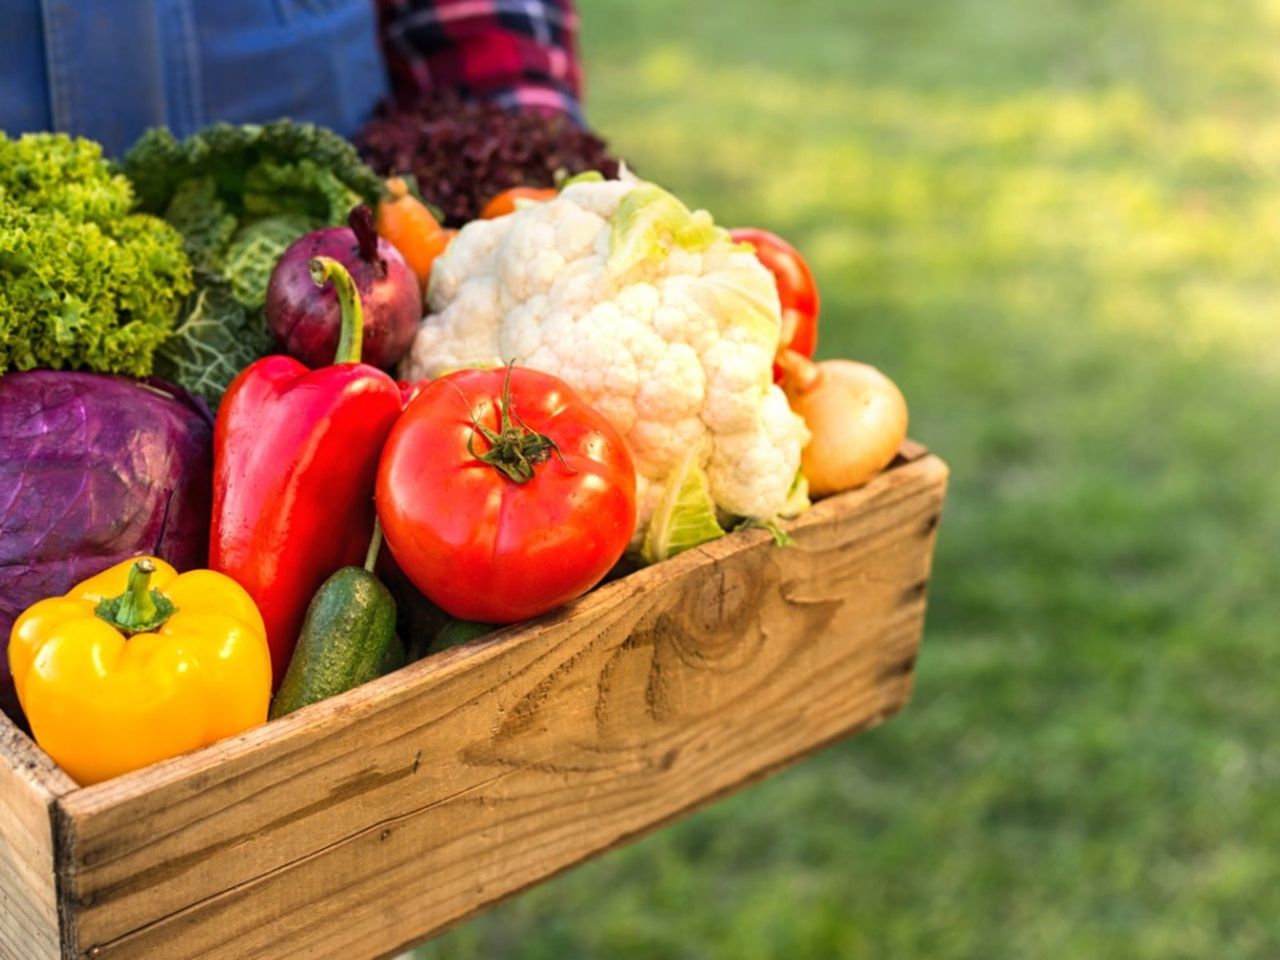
[0,372,214,724]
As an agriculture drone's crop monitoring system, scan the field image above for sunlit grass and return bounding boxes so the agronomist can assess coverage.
[597,53,1280,368]
[416,1,1280,957]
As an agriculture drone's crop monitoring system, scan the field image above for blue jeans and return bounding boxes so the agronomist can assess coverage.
[0,0,388,156]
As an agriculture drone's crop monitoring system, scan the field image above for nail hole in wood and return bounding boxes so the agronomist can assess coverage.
[878,655,917,682]
[901,579,929,603]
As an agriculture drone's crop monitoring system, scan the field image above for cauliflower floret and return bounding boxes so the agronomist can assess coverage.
[401,178,809,547]
[709,388,810,519]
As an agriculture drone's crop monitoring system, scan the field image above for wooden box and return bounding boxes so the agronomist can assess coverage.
[0,444,947,960]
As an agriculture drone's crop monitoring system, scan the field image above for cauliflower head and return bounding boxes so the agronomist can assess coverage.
[400,178,810,558]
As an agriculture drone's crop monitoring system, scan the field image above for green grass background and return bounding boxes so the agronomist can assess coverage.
[417,1,1280,956]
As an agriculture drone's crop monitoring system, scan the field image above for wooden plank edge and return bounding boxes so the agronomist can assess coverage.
[56,445,948,821]
[0,709,78,958]
[51,803,79,960]
[0,713,78,802]
[373,692,918,959]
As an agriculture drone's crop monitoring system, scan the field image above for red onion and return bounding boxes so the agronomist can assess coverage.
[265,206,422,370]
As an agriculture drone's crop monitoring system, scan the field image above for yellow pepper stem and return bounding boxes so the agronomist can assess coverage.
[94,559,177,635]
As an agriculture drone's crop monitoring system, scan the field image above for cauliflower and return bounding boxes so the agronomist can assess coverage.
[400,178,810,560]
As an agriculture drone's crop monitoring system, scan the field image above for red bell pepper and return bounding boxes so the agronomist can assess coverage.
[210,258,403,685]
[397,378,427,409]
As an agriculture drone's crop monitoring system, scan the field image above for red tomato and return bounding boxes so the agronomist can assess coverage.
[376,366,637,623]
[729,228,820,380]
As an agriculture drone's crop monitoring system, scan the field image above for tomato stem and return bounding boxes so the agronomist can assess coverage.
[465,364,565,484]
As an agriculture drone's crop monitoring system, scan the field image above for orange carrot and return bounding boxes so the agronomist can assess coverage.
[480,186,557,219]
[376,178,449,289]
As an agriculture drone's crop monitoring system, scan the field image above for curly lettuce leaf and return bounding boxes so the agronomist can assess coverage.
[0,133,191,377]
[640,445,726,565]
[0,132,132,224]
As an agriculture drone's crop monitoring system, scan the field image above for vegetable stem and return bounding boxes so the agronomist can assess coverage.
[464,364,565,484]
[348,205,385,274]
[120,560,159,625]
[94,559,178,635]
[364,520,384,574]
[310,256,364,365]
[776,349,821,393]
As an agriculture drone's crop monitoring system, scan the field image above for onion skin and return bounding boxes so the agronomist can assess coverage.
[266,209,422,370]
[781,355,909,497]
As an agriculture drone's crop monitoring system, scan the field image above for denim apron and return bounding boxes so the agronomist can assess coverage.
[0,0,388,156]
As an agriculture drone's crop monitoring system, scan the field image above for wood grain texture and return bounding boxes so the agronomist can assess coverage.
[0,716,76,959]
[41,448,947,960]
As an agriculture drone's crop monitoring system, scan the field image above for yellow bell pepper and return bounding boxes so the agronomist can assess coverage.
[8,556,272,786]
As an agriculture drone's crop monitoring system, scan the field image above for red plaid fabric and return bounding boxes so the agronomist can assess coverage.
[376,0,584,124]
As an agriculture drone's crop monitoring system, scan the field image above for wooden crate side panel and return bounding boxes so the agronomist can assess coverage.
[59,456,947,959]
[0,721,74,960]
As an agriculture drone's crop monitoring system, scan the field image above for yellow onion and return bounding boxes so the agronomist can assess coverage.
[780,352,909,497]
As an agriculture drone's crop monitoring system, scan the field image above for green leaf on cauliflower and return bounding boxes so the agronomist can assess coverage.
[780,468,811,519]
[733,518,797,548]
[608,184,723,276]
[558,170,605,189]
[728,470,810,546]
[641,445,726,565]
[689,269,784,349]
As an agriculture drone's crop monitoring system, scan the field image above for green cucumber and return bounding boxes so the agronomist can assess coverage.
[433,618,495,653]
[270,566,404,719]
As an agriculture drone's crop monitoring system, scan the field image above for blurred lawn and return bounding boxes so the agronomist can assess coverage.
[418,1,1280,956]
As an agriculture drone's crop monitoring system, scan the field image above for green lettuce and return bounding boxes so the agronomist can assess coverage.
[0,133,192,377]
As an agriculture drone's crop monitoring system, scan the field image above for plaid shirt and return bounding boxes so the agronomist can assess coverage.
[377,0,584,125]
